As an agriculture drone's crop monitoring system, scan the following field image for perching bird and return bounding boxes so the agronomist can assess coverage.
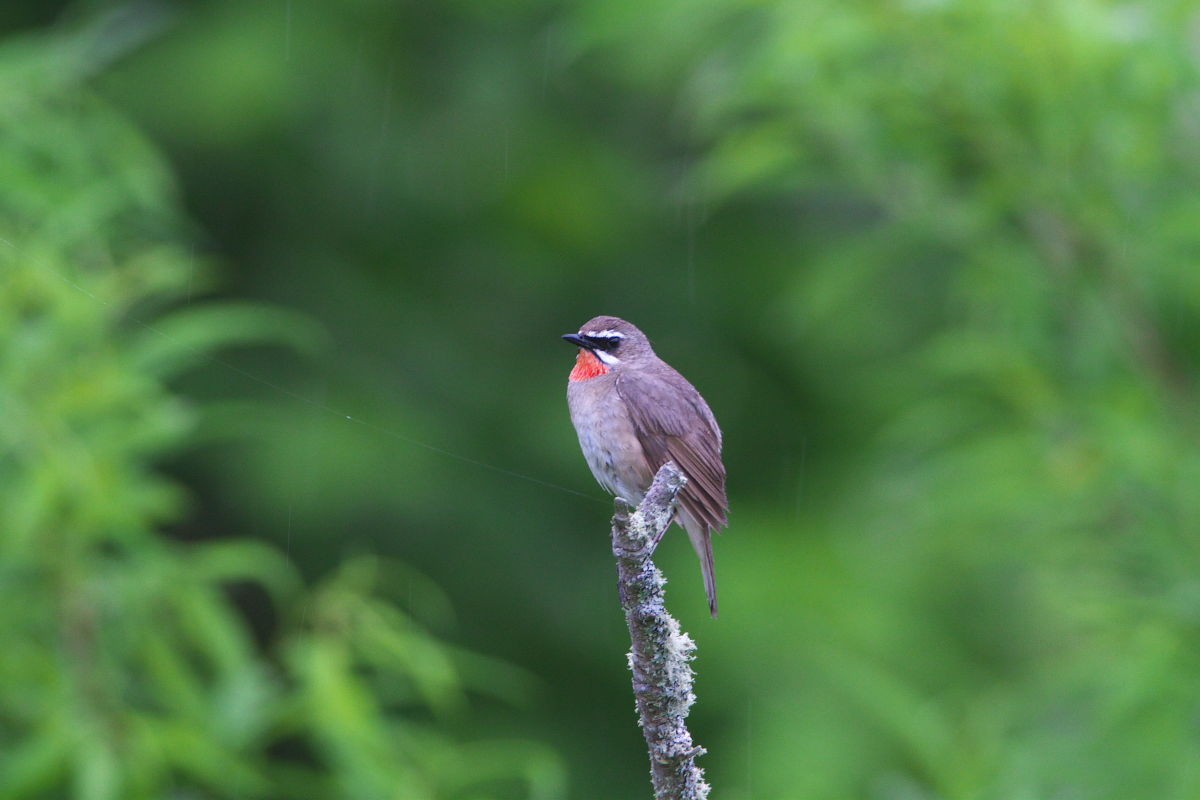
[563,315,728,617]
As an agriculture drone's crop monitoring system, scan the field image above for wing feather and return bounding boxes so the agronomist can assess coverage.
[616,368,728,533]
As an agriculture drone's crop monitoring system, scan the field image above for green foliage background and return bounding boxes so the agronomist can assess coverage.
[2,1,1199,798]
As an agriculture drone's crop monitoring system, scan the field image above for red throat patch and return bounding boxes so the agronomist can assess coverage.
[569,349,609,381]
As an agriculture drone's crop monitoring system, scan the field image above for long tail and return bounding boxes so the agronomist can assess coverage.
[683,521,719,618]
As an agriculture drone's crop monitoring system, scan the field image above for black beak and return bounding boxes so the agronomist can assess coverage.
[562,333,593,349]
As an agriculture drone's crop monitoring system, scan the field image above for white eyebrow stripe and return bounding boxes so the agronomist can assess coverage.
[594,349,621,365]
[584,329,625,339]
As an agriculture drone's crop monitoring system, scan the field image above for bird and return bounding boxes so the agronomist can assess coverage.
[562,315,728,617]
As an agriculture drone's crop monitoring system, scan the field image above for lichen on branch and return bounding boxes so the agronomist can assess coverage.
[612,462,710,800]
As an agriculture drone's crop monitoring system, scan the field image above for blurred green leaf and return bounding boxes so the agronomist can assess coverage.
[0,16,562,800]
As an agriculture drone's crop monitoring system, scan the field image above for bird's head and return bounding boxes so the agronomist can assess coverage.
[562,316,653,379]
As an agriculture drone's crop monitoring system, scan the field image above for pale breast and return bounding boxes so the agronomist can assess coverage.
[567,375,653,503]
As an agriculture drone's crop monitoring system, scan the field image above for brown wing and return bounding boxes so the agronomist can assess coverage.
[616,367,728,534]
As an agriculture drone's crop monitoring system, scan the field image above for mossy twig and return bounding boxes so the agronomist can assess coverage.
[612,462,710,800]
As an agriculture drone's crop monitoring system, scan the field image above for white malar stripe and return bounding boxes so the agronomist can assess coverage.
[584,329,625,339]
[594,349,621,366]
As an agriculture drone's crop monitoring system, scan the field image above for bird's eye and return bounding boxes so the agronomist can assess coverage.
[604,337,621,350]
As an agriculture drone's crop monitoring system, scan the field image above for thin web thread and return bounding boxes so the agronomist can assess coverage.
[5,237,604,504]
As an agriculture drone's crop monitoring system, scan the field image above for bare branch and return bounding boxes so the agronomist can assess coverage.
[612,461,710,800]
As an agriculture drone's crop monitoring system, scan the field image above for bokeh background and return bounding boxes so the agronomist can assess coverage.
[4,1,1200,798]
